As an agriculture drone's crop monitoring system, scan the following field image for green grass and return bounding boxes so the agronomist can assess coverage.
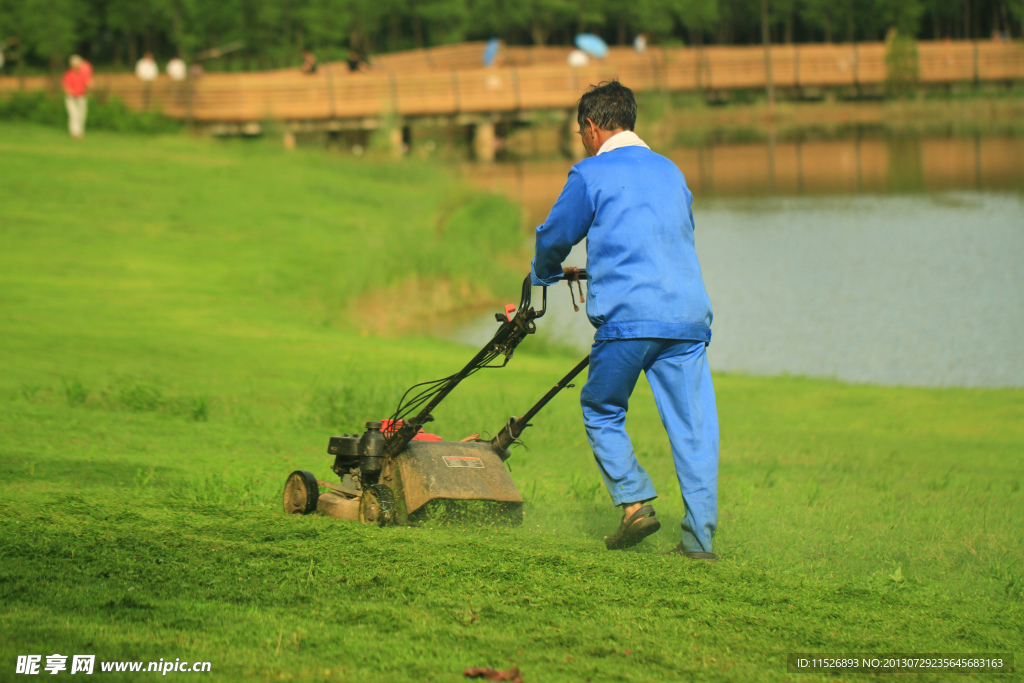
[1,123,1022,682]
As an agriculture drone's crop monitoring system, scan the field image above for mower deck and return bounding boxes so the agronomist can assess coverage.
[287,438,524,526]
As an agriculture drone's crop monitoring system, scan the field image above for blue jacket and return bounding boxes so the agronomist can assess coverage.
[531,145,713,342]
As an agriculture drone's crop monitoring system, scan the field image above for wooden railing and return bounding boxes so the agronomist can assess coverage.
[2,40,1021,124]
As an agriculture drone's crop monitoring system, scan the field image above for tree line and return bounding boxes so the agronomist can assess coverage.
[1,0,1021,74]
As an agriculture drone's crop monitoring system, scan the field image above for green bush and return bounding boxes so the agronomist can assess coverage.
[0,91,180,134]
[89,95,181,133]
[0,90,64,126]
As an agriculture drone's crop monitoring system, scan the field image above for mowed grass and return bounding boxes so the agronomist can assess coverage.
[1,123,1022,682]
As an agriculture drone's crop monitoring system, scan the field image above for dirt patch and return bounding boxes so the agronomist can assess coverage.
[348,276,503,337]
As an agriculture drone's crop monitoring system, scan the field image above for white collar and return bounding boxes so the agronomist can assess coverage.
[596,130,650,156]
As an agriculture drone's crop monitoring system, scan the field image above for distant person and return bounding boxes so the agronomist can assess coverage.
[531,81,719,561]
[634,32,648,54]
[79,57,94,87]
[1,37,20,72]
[483,38,500,67]
[346,50,367,73]
[567,49,590,67]
[301,51,318,74]
[166,57,187,81]
[135,52,158,82]
[62,55,90,139]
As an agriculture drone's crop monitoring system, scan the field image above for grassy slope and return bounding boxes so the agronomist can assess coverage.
[0,124,1022,682]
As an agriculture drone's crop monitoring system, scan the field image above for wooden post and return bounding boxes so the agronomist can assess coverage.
[185,74,195,132]
[451,69,461,114]
[973,39,980,85]
[563,112,585,160]
[473,119,496,163]
[511,66,522,111]
[794,44,801,93]
[389,126,404,159]
[324,64,337,119]
[853,42,860,94]
[761,0,775,110]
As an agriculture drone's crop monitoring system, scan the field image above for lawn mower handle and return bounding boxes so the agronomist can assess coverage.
[488,268,590,458]
[383,269,590,460]
[490,353,590,459]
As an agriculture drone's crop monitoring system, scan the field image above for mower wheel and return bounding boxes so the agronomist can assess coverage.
[283,470,319,515]
[359,484,396,527]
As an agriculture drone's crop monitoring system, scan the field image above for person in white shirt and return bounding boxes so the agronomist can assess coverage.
[567,49,590,67]
[166,57,187,81]
[135,52,158,82]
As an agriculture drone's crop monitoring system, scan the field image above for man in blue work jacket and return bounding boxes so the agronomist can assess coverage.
[531,81,719,561]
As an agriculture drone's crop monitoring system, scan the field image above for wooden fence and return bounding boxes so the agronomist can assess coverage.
[2,40,1021,124]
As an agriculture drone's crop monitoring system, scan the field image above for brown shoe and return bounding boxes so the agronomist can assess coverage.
[661,543,718,562]
[604,504,661,550]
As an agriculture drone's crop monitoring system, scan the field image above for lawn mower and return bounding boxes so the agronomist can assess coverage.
[283,270,589,526]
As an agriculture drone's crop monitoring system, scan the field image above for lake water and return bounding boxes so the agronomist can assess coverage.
[461,136,1024,388]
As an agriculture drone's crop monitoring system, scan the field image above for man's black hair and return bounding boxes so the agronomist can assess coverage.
[577,81,637,133]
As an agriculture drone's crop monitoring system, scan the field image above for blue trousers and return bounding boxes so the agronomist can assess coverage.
[581,338,719,553]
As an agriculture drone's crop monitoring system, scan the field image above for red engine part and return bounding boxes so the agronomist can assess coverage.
[379,419,442,441]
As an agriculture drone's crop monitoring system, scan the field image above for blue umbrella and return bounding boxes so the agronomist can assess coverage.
[574,33,608,59]
[483,38,500,67]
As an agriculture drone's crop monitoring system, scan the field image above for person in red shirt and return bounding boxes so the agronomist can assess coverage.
[79,58,94,88]
[62,55,90,139]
